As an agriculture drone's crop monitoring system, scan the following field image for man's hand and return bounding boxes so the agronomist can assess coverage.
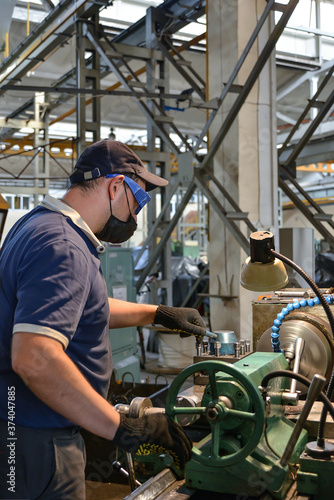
[154,304,206,338]
[112,413,192,469]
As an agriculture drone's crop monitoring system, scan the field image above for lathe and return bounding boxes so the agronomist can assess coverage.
[114,290,334,500]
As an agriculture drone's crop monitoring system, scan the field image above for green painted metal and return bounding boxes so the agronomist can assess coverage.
[297,451,334,499]
[166,360,265,467]
[166,352,308,498]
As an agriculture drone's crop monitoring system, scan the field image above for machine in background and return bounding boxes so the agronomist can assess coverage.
[99,246,141,383]
[115,289,334,500]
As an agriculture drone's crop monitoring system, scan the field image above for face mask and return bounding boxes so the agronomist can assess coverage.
[95,183,138,243]
[95,212,137,243]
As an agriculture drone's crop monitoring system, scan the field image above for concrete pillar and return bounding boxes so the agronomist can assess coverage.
[208,0,278,340]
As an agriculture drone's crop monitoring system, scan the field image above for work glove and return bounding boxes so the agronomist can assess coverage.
[112,413,192,469]
[154,304,206,338]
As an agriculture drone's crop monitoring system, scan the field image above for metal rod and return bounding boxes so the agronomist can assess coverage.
[124,452,138,492]
[280,374,326,467]
[0,84,203,100]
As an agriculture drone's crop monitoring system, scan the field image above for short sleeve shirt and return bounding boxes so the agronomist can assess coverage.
[0,196,112,428]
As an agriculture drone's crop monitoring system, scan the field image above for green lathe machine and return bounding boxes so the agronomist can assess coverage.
[115,292,334,500]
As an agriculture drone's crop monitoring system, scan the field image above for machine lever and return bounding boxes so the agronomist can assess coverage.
[290,337,305,394]
[280,373,326,467]
[113,459,142,489]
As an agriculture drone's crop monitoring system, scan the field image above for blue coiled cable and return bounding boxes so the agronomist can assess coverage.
[270,295,334,353]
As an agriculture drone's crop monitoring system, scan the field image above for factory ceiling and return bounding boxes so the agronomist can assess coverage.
[0,0,332,190]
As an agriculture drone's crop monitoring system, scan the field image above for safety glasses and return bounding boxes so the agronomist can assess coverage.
[106,174,151,214]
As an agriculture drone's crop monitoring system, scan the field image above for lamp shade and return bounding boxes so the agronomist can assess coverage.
[240,256,288,292]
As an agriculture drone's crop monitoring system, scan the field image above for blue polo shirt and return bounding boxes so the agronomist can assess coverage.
[0,195,112,428]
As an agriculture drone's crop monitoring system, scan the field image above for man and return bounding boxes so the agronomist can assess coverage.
[0,140,206,499]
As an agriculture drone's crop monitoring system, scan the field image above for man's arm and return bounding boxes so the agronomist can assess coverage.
[108,299,207,338]
[108,298,157,329]
[11,332,120,439]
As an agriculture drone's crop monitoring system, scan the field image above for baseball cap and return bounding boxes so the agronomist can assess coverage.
[69,139,169,192]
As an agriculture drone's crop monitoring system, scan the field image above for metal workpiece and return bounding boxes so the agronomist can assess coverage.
[257,313,334,393]
[115,397,165,419]
[202,339,209,355]
[245,339,251,353]
[234,341,241,358]
[239,339,246,356]
[175,385,205,426]
[214,341,221,357]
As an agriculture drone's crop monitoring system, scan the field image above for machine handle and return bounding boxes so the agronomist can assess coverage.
[290,337,305,394]
[280,373,326,467]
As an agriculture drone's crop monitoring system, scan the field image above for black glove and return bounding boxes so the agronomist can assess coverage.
[154,304,206,338]
[112,413,192,469]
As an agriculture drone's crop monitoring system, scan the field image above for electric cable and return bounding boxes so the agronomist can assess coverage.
[260,370,334,422]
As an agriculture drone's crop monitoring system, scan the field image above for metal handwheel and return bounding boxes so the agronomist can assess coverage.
[165,361,265,467]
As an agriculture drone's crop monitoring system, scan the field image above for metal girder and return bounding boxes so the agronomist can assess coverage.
[113,0,205,47]
[193,170,250,254]
[85,23,193,157]
[0,84,193,100]
[0,0,109,91]
[280,88,334,167]
[135,0,299,291]
[135,180,196,292]
[277,68,334,249]
[280,136,334,166]
[279,167,334,249]
[155,36,206,101]
[180,262,209,308]
[40,0,55,11]
[0,0,205,141]
[193,0,277,152]
[277,58,334,101]
[198,0,299,172]
[279,65,334,158]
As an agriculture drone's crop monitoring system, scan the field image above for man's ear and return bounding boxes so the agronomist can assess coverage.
[108,175,124,200]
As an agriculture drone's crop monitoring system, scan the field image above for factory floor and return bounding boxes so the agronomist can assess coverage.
[86,480,130,500]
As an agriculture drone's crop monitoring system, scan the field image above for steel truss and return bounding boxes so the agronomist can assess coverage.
[1,0,333,302]
[278,64,334,248]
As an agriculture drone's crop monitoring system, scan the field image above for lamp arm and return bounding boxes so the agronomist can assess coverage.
[270,248,334,445]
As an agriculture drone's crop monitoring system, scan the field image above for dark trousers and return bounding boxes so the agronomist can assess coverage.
[0,420,86,500]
